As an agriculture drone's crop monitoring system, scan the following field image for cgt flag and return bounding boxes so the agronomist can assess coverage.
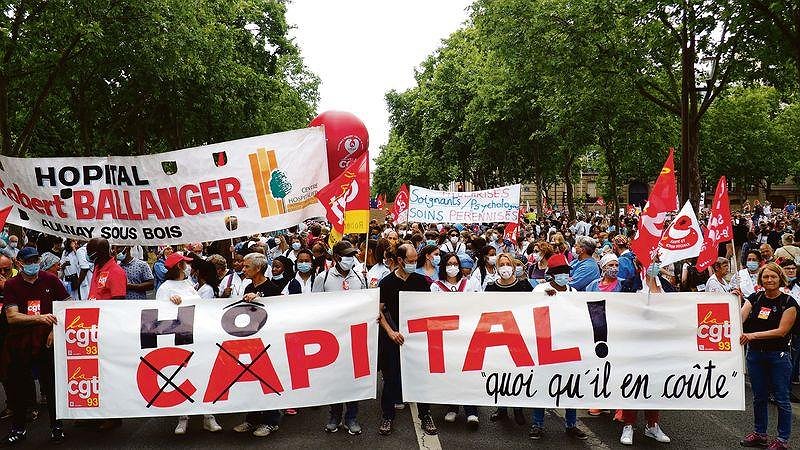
[390,184,409,225]
[315,152,370,240]
[696,177,733,272]
[657,200,704,266]
[631,148,678,269]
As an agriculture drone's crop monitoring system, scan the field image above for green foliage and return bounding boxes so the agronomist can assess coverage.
[0,0,319,157]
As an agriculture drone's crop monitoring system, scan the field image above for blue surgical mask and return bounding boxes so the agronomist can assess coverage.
[746,261,759,272]
[515,266,524,278]
[116,253,125,262]
[404,262,416,274]
[297,262,312,273]
[646,263,661,278]
[292,242,301,251]
[432,255,441,266]
[23,263,39,276]
[273,273,284,281]
[554,273,570,287]
[427,239,437,247]
[87,252,98,263]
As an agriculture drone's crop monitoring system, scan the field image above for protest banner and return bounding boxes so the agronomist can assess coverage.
[0,128,329,245]
[407,185,521,224]
[53,290,379,419]
[400,291,744,410]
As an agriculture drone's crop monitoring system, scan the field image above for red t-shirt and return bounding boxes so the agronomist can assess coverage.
[88,258,128,300]
[3,270,69,351]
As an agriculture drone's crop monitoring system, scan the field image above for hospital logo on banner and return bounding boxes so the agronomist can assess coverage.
[248,148,292,218]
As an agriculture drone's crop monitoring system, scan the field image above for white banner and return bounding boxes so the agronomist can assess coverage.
[400,291,745,410]
[0,128,329,245]
[408,185,520,224]
[53,290,379,419]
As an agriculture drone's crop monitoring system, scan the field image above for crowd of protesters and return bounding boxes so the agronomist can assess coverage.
[0,198,798,447]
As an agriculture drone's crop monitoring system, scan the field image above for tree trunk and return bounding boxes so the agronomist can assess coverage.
[679,3,701,212]
[563,152,576,219]
[531,142,543,216]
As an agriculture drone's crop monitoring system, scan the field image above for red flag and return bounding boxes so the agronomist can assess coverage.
[696,176,733,271]
[390,184,409,225]
[503,222,518,245]
[315,152,370,237]
[630,148,678,269]
[596,196,605,206]
[0,206,12,231]
[376,194,385,210]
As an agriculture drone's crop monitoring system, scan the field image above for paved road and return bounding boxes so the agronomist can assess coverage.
[4,382,800,449]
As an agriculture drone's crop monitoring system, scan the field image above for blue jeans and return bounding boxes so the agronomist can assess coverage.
[330,402,359,421]
[747,348,792,441]
[532,408,577,428]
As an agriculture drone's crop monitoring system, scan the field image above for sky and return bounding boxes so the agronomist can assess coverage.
[285,0,474,162]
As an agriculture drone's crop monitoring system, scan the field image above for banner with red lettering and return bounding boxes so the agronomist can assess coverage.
[0,127,329,244]
[399,291,744,410]
[53,290,379,418]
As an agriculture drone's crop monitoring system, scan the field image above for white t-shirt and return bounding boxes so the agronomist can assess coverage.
[196,283,215,299]
[367,263,391,288]
[75,245,92,301]
[472,268,499,292]
[156,279,200,302]
[294,272,315,294]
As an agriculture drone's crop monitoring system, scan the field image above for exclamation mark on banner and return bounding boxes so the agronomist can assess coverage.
[587,300,608,358]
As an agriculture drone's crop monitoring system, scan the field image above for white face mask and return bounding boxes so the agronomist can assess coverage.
[487,255,497,266]
[498,266,514,279]
[338,256,355,271]
[450,236,459,244]
[445,265,460,278]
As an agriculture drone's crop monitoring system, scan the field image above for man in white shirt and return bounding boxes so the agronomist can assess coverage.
[75,241,93,300]
[312,240,366,435]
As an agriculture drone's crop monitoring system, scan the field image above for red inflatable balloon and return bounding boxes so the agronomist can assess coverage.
[309,111,369,181]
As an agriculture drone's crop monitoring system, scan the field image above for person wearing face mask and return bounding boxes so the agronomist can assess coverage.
[484,254,533,427]
[487,229,503,252]
[586,253,623,293]
[472,245,498,291]
[86,238,127,302]
[458,253,475,278]
[429,253,480,428]
[731,250,764,300]
[378,244,437,436]
[529,253,588,440]
[367,239,392,288]
[569,236,601,292]
[440,230,466,255]
[311,242,331,275]
[415,245,440,282]
[312,240,366,435]
[270,256,298,295]
[0,236,19,260]
[284,236,305,262]
[292,249,315,293]
[112,246,154,300]
[1,247,70,445]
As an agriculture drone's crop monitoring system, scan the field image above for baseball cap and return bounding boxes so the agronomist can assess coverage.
[17,246,39,261]
[165,252,193,269]
[332,240,358,257]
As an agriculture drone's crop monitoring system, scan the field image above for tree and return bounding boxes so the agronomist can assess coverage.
[0,0,319,157]
[701,86,797,201]
[745,0,800,90]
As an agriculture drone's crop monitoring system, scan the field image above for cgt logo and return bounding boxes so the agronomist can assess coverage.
[697,303,731,351]
[67,359,100,407]
[65,308,100,356]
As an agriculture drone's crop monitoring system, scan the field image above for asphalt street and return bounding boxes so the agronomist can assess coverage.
[3,381,800,449]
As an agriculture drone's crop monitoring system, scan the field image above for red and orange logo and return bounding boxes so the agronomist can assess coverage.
[67,359,99,408]
[65,308,99,357]
[697,303,731,351]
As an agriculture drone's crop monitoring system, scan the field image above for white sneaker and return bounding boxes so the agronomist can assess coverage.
[466,415,479,427]
[394,403,406,410]
[444,412,457,423]
[620,424,633,445]
[645,423,671,443]
[252,424,278,437]
[174,416,189,435]
[233,421,253,433]
[203,415,222,432]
